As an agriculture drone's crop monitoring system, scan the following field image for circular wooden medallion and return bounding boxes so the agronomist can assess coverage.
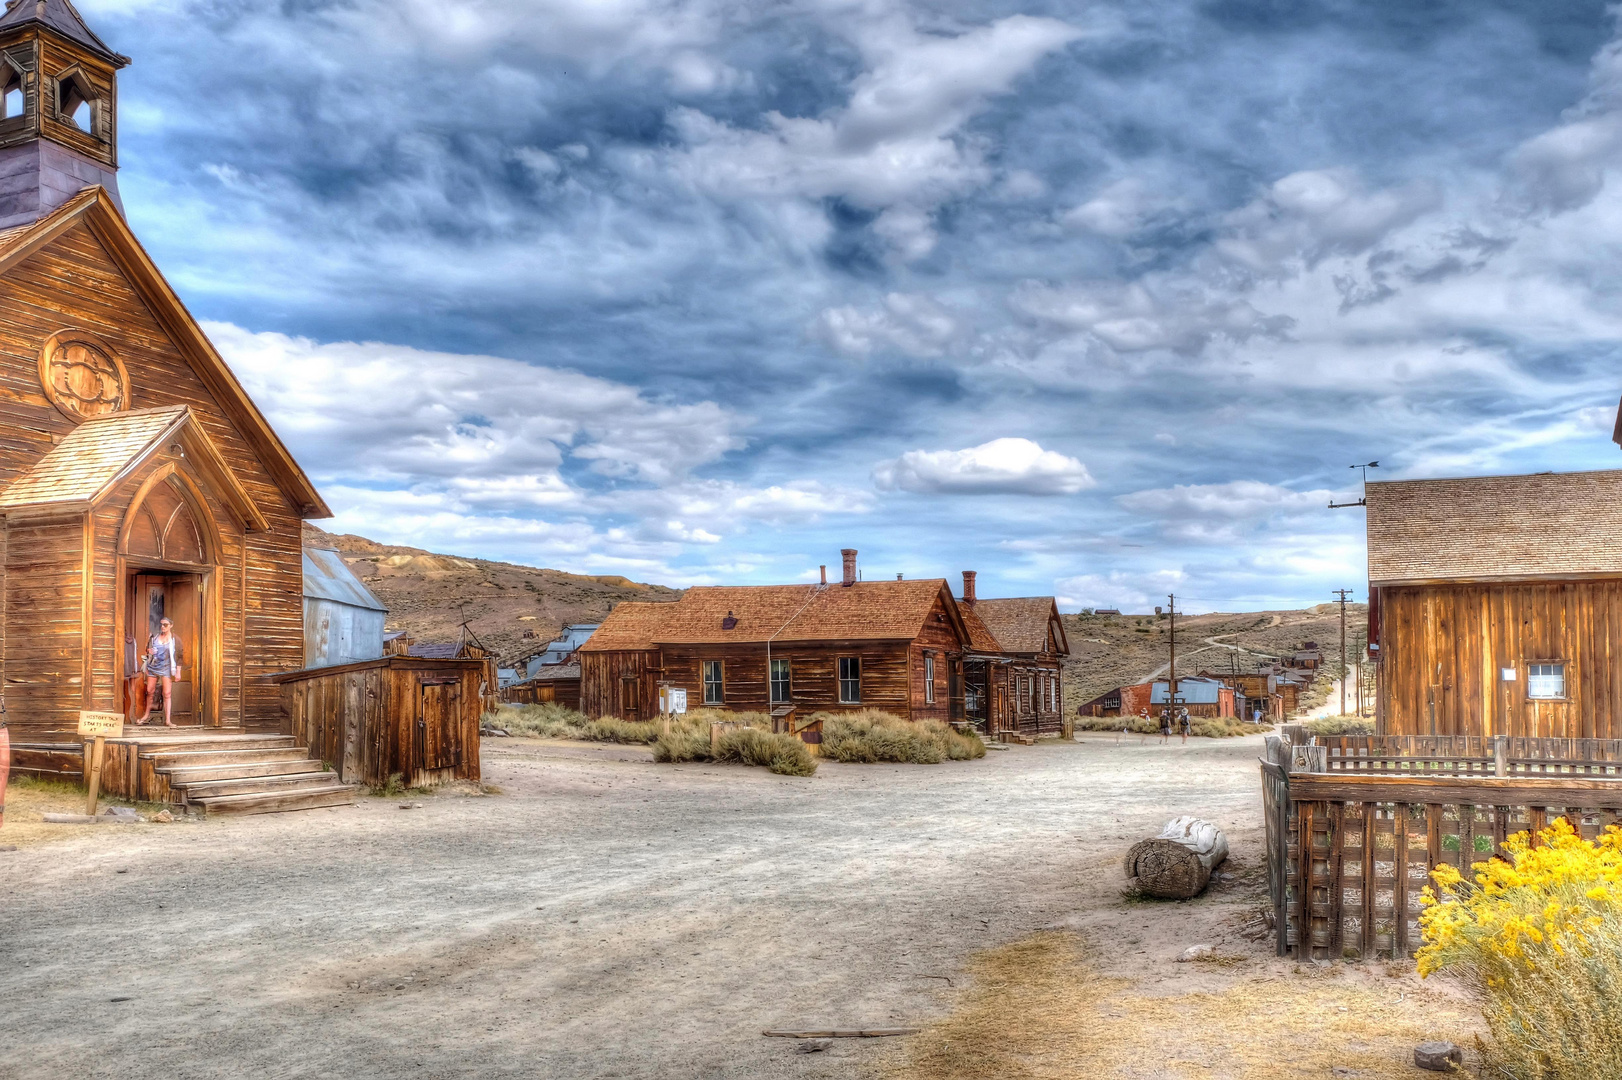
[38,330,130,421]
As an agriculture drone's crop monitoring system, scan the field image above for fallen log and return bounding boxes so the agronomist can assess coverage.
[1124,816,1229,899]
[762,1028,920,1039]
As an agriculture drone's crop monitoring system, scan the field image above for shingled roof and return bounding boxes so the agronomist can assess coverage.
[0,0,125,64]
[973,597,1067,655]
[957,602,1003,653]
[581,579,965,651]
[1365,469,1622,585]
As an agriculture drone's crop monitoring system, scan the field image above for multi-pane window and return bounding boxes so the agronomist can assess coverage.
[924,655,935,703]
[839,657,861,703]
[703,660,724,704]
[770,658,791,704]
[1528,663,1566,700]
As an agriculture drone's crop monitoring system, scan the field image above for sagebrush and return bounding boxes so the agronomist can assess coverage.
[491,703,815,775]
[818,709,985,763]
[1419,818,1622,1080]
[1074,714,1272,738]
[1302,716,1373,737]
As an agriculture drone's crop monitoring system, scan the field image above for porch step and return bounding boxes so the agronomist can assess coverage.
[141,746,315,768]
[121,733,299,751]
[170,771,341,800]
[158,758,325,784]
[190,784,358,816]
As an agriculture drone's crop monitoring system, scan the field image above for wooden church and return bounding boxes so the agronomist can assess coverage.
[0,2,486,812]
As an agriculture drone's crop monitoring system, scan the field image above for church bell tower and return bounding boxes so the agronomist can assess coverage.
[0,0,127,229]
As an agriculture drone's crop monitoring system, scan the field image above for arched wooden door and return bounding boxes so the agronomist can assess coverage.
[119,469,221,726]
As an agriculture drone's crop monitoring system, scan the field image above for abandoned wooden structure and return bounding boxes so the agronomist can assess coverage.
[1263,733,1622,961]
[1366,469,1622,740]
[581,550,972,724]
[962,576,1068,736]
[0,6,477,810]
[273,655,485,789]
[504,661,581,708]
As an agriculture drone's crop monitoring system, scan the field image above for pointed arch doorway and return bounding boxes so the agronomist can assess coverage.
[118,467,221,727]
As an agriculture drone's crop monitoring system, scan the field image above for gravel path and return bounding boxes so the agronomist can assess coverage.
[0,733,1267,1080]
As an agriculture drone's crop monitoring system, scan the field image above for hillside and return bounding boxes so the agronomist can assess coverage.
[1060,604,1367,711]
[302,525,681,661]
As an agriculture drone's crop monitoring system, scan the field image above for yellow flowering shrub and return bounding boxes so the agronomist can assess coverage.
[1418,818,1622,1079]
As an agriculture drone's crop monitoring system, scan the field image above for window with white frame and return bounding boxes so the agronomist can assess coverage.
[703,660,724,704]
[839,656,861,703]
[924,654,935,704]
[1527,663,1566,700]
[770,658,790,704]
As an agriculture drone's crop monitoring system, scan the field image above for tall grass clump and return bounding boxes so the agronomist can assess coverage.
[1418,818,1622,1079]
[490,703,669,744]
[1074,714,1273,738]
[651,723,816,776]
[1303,716,1374,737]
[818,709,986,764]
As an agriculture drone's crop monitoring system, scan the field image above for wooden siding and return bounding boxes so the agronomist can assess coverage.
[276,657,484,788]
[579,650,657,721]
[0,221,307,735]
[1378,580,1622,740]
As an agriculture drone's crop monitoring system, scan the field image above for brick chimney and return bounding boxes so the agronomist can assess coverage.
[820,564,827,585]
[962,570,977,605]
[841,548,857,586]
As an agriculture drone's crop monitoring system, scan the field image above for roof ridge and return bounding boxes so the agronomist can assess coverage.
[0,0,126,65]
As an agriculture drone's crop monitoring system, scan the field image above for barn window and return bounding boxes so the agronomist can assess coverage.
[2,62,21,119]
[770,658,790,703]
[838,657,861,703]
[924,655,935,703]
[1527,663,1566,700]
[703,660,724,704]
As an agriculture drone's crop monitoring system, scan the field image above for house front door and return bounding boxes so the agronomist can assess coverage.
[127,571,204,725]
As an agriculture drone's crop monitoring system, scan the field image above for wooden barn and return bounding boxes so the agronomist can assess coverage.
[957,572,1068,736]
[580,550,972,724]
[1366,469,1622,739]
[0,5,478,811]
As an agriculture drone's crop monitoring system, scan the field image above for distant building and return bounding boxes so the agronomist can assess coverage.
[302,548,388,669]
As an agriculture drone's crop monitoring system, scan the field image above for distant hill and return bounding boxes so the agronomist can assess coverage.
[1060,604,1366,711]
[302,525,681,661]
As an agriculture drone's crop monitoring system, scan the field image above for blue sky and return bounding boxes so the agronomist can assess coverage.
[82,0,1622,610]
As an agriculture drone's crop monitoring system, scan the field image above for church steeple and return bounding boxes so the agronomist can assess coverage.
[0,0,128,229]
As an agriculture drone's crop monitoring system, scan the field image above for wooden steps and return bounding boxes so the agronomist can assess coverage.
[136,733,357,816]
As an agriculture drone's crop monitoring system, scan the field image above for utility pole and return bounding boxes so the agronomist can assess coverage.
[1167,594,1178,718]
[1333,589,1353,716]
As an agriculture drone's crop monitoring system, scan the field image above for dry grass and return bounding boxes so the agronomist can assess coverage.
[882,931,1477,1080]
[652,722,816,776]
[818,710,986,764]
[1075,714,1273,738]
[1,775,168,847]
[1303,715,1375,737]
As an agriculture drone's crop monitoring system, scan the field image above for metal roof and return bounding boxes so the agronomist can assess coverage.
[1150,678,1225,705]
[303,548,387,612]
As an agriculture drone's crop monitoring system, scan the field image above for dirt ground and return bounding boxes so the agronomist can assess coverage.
[0,733,1476,1079]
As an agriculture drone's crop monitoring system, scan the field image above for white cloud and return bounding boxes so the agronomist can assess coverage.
[814,292,961,358]
[669,14,1083,259]
[1055,569,1184,613]
[873,438,1094,495]
[1215,169,1440,275]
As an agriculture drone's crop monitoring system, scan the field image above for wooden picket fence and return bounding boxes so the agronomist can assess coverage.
[1261,736,1622,961]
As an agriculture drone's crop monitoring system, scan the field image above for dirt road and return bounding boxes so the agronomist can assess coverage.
[0,734,1412,1079]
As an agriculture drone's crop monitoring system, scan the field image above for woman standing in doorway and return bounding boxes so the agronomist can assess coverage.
[134,617,182,727]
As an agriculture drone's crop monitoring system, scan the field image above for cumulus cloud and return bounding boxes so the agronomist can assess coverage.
[873,438,1094,496]
[1118,481,1336,521]
[1215,169,1440,275]
[814,293,961,358]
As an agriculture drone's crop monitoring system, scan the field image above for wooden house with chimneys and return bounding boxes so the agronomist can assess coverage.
[0,2,480,809]
[956,571,1069,737]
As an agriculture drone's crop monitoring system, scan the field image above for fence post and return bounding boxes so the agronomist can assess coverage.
[1288,744,1327,776]
[1493,736,1507,778]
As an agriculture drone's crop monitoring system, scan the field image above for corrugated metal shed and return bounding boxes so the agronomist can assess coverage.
[304,548,388,669]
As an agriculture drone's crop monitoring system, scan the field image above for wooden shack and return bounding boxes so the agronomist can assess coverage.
[504,661,581,708]
[273,655,485,789]
[579,550,971,723]
[303,546,387,669]
[967,579,1068,736]
[1366,469,1622,739]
